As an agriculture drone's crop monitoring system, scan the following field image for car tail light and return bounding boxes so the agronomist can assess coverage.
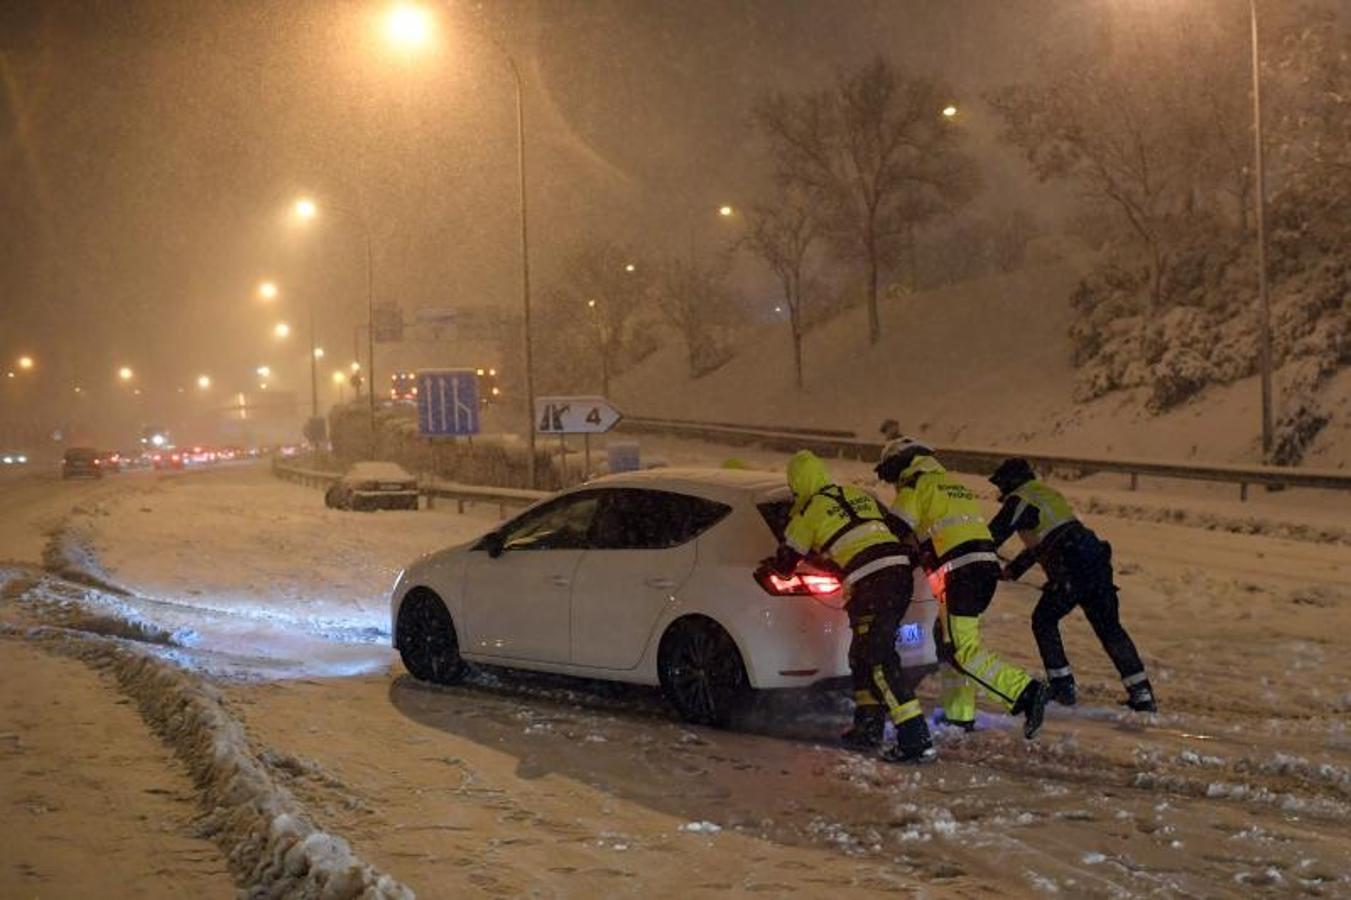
[754,567,842,598]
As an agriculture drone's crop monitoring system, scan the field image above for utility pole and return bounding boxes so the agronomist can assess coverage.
[1250,0,1274,461]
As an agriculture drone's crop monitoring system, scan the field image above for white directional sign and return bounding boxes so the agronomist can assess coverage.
[535,396,623,435]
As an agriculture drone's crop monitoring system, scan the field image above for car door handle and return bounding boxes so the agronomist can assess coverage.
[644,577,676,590]
[548,575,571,588]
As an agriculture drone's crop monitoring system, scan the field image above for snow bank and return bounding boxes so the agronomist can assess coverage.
[13,625,412,900]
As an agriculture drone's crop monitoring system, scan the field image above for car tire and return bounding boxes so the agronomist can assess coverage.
[324,485,341,509]
[396,590,468,685]
[658,617,750,728]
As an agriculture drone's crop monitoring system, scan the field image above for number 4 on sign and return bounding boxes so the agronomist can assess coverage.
[585,407,602,425]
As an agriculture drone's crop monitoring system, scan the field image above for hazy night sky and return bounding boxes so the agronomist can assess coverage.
[1,0,1092,408]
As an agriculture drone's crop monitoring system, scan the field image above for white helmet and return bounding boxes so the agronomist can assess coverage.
[875,435,933,483]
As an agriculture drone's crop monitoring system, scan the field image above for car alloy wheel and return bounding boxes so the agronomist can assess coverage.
[659,618,749,727]
[396,592,467,685]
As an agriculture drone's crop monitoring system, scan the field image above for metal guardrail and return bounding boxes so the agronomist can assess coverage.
[272,461,547,518]
[616,416,1351,500]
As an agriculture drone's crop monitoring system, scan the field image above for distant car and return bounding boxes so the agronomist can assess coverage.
[1,450,29,466]
[389,467,940,726]
[152,450,185,470]
[325,462,419,511]
[62,447,103,479]
[96,450,123,473]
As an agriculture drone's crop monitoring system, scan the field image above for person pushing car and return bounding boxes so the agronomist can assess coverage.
[762,450,936,763]
[875,437,1049,739]
[987,458,1156,712]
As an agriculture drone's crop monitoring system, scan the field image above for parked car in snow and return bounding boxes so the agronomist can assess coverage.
[62,447,103,479]
[389,467,939,726]
[326,462,419,511]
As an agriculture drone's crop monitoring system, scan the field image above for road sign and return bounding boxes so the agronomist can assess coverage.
[373,304,404,342]
[418,369,480,437]
[534,396,623,435]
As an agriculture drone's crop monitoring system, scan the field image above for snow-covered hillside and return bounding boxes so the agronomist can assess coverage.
[611,261,1350,468]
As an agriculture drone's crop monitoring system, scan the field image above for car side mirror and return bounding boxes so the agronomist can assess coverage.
[484,531,506,558]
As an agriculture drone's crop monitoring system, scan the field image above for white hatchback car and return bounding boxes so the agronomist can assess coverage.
[390,467,939,725]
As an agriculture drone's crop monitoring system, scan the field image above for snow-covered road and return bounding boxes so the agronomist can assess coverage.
[2,459,1349,897]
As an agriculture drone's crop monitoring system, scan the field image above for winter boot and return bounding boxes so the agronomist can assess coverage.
[880,716,937,765]
[1013,680,1049,739]
[1123,681,1157,713]
[840,706,885,752]
[933,712,976,733]
[1047,675,1077,707]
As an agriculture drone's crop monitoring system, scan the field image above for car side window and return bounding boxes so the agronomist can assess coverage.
[590,489,731,550]
[499,493,600,552]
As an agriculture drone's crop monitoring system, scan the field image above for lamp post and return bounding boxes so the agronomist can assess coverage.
[1249,0,1273,460]
[382,4,538,487]
[293,196,376,450]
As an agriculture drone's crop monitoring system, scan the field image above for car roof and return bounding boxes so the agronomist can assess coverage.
[347,461,413,480]
[583,466,789,503]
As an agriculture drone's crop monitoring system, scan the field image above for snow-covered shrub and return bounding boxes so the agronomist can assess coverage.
[1147,347,1214,412]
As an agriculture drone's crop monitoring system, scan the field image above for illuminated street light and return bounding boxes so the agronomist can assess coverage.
[332,370,346,385]
[587,299,597,309]
[17,355,34,371]
[385,3,433,50]
[294,198,317,220]
[718,205,734,217]
[941,105,958,118]
[274,322,291,339]
[197,375,211,389]
[624,263,636,273]
[259,382,269,391]
[4,372,13,379]
[376,10,538,484]
[350,361,361,372]
[313,347,325,359]
[256,365,271,378]
[258,281,279,300]
[118,366,134,382]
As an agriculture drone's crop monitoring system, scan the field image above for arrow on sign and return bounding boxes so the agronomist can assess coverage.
[534,396,623,434]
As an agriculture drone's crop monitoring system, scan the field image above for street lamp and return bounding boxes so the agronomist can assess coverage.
[1247,0,1273,459]
[258,281,279,301]
[17,355,34,371]
[118,366,134,382]
[380,7,539,487]
[385,3,433,50]
[197,375,211,389]
[256,365,271,378]
[274,322,291,339]
[718,205,734,217]
[292,196,375,450]
[941,104,958,118]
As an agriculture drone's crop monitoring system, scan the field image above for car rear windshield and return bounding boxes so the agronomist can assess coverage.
[756,499,793,541]
[65,448,98,461]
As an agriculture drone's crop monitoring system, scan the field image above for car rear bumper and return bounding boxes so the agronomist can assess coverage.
[734,593,940,690]
[350,490,419,510]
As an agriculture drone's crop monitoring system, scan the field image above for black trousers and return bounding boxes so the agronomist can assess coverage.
[847,566,921,722]
[1031,534,1145,682]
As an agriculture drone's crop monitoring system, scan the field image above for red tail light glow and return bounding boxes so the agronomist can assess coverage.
[755,568,842,597]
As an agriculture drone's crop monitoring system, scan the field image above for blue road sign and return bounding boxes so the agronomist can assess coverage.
[417,369,480,437]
